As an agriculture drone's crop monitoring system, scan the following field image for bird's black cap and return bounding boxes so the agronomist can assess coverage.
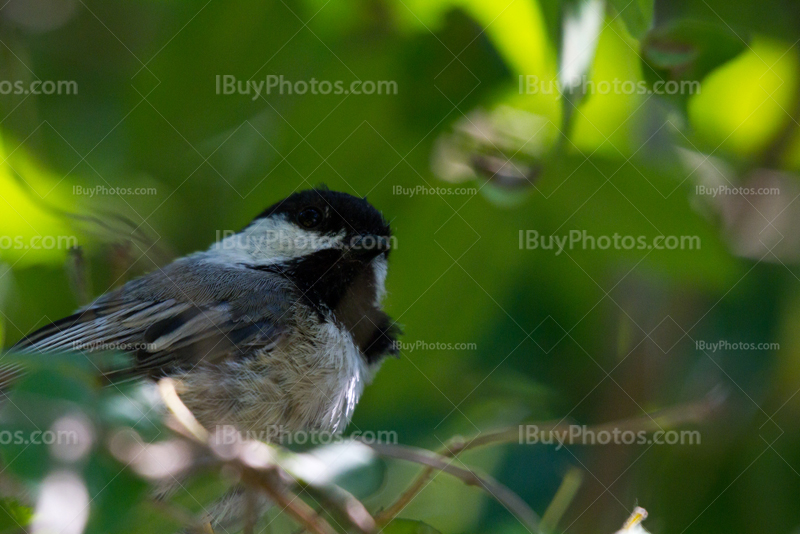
[255,188,391,240]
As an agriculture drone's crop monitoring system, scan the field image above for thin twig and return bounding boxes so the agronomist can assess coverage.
[159,378,209,442]
[241,469,338,534]
[244,486,257,534]
[364,442,540,532]
[159,379,368,534]
[375,467,432,523]
[539,468,583,533]
[305,483,376,533]
[377,391,723,524]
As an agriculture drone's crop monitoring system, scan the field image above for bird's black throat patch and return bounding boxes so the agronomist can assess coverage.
[251,249,398,364]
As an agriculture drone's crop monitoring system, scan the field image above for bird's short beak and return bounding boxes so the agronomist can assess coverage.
[348,234,391,260]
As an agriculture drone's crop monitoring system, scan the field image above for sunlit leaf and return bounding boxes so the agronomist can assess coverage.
[0,497,32,533]
[303,440,387,498]
[688,37,799,156]
[560,0,605,90]
[569,16,644,155]
[0,133,80,268]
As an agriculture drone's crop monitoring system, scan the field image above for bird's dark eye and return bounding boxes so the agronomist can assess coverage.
[297,207,323,228]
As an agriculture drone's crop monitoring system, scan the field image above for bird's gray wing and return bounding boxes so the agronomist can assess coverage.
[9,257,294,383]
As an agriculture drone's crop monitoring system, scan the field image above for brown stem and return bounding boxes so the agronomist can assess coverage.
[365,442,540,531]
[308,483,376,533]
[374,466,435,523]
[241,469,338,534]
[375,391,723,525]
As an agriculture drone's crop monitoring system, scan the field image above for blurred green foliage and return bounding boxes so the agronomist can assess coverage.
[2,0,800,532]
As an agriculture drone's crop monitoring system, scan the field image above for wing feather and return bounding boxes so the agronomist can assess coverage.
[9,259,293,385]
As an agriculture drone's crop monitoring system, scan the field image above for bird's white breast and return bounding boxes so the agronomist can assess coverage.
[174,314,369,436]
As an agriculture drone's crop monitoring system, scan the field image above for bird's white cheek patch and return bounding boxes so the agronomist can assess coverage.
[372,256,388,305]
[208,216,345,266]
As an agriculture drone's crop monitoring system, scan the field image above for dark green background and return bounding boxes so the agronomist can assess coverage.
[2,0,800,532]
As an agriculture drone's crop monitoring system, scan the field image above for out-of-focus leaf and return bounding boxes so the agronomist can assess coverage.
[97,380,165,443]
[399,9,511,133]
[535,153,741,286]
[4,365,95,406]
[0,354,109,482]
[0,133,81,268]
[642,20,747,100]
[167,471,233,516]
[114,503,183,534]
[658,0,800,42]
[0,423,51,481]
[431,105,556,202]
[382,519,443,534]
[569,16,644,155]
[275,440,387,498]
[688,37,799,156]
[83,453,149,534]
[2,351,128,388]
[608,0,653,39]
[0,498,32,533]
[560,0,604,104]
[301,440,387,498]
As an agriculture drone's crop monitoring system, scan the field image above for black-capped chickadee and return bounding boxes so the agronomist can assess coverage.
[12,188,399,434]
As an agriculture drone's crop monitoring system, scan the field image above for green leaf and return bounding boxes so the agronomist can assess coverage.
[560,0,605,90]
[0,498,32,533]
[97,381,166,443]
[83,453,150,534]
[167,471,233,516]
[642,20,747,90]
[559,0,605,134]
[382,519,443,534]
[0,365,97,481]
[306,441,387,499]
[608,0,654,39]
[6,366,95,406]
[113,503,184,534]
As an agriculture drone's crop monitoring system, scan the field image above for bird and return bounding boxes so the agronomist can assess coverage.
[11,187,399,436]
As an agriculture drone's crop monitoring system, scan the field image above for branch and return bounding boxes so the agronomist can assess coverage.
[158,378,369,534]
[239,468,337,534]
[377,390,723,525]
[305,482,376,534]
[363,442,540,532]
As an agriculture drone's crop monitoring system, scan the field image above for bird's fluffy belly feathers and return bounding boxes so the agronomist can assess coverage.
[173,318,370,435]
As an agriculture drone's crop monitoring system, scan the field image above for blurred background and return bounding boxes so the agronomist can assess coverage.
[1,0,800,532]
